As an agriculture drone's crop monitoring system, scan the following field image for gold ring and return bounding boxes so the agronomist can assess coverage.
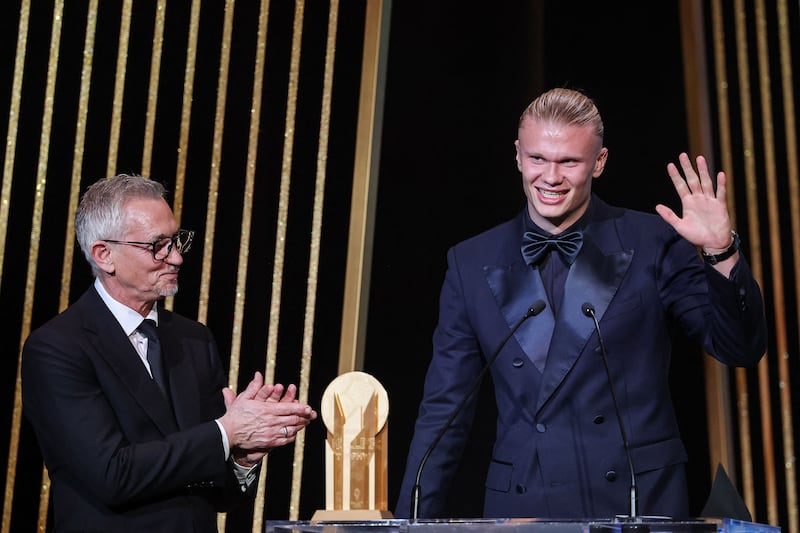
[282,426,289,437]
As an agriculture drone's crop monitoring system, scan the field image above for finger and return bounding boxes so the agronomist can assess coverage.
[280,384,298,403]
[279,425,295,439]
[715,171,728,200]
[222,387,236,408]
[264,383,284,402]
[655,204,680,228]
[666,162,689,197]
[238,372,265,400]
[678,153,701,192]
[254,383,277,402]
[694,155,715,195]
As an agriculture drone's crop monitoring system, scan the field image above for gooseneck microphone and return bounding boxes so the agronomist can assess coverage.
[582,302,646,531]
[410,299,547,520]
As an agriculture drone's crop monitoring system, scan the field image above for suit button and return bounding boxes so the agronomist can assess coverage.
[516,484,527,494]
[593,415,604,424]
[536,423,546,433]
[605,470,617,481]
[512,357,525,368]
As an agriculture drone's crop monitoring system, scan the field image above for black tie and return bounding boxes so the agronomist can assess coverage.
[521,230,583,266]
[138,319,169,400]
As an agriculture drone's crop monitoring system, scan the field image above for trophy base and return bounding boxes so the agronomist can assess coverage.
[311,509,395,522]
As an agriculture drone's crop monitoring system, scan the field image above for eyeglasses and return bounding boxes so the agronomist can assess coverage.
[103,229,195,262]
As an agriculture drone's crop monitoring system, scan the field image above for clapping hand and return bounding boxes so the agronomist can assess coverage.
[219,371,317,467]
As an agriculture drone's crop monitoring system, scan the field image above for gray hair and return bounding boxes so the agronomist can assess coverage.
[75,174,166,276]
[519,87,604,141]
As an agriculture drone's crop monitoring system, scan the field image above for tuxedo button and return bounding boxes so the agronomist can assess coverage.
[515,484,527,494]
[512,357,525,368]
[739,288,748,311]
[535,423,546,433]
[605,470,617,481]
[593,415,604,424]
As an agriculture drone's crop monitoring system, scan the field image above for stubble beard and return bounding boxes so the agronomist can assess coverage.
[158,282,179,298]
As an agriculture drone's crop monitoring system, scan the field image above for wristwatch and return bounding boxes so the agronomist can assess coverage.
[701,231,740,265]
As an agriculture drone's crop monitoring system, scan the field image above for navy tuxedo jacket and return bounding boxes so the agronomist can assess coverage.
[22,286,255,532]
[395,196,766,520]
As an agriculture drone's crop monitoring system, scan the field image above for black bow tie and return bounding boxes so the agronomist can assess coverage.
[521,230,583,266]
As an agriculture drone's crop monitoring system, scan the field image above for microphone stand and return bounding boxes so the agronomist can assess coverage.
[411,299,547,520]
[582,303,650,533]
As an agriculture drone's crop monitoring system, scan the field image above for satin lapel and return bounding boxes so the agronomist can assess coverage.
[80,290,178,434]
[157,311,204,429]
[535,233,634,413]
[485,260,554,368]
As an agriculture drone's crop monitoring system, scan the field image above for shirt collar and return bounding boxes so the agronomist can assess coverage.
[93,278,159,336]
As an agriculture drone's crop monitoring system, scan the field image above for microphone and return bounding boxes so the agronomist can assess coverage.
[582,302,649,533]
[411,299,547,520]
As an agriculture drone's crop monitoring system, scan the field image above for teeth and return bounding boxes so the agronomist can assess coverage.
[541,190,563,198]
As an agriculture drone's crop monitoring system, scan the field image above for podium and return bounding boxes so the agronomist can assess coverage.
[265,517,780,533]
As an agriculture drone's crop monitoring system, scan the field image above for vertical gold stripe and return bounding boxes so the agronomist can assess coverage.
[263,0,304,384]
[177,1,202,315]
[255,0,305,526]
[7,2,67,532]
[106,0,133,177]
[338,0,390,374]
[2,3,31,531]
[246,4,272,530]
[60,1,98,311]
[776,1,800,531]
[142,0,167,178]
[733,0,778,524]
[288,0,341,521]
[209,3,236,531]
[679,0,737,482]
[754,0,797,530]
[710,0,758,514]
[34,3,103,531]
[199,0,235,329]
[0,0,29,286]
[214,0,235,375]
[156,0,178,313]
[777,4,800,326]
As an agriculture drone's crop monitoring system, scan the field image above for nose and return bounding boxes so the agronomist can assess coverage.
[541,162,562,184]
[164,244,184,265]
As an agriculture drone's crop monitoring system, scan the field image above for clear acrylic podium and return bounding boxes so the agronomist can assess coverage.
[265,517,780,533]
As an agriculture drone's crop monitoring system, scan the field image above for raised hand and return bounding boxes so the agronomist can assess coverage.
[655,152,735,251]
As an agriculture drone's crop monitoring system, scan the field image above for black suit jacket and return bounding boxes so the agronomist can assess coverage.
[22,285,256,532]
[395,196,767,520]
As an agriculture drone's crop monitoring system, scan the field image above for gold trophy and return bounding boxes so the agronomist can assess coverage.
[312,371,393,521]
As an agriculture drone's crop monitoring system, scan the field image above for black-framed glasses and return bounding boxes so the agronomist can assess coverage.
[103,229,195,262]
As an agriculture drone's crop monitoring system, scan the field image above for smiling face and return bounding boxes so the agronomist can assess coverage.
[92,197,183,316]
[515,118,608,234]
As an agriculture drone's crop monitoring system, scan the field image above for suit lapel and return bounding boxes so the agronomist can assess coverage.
[467,201,635,415]
[535,221,634,414]
[483,211,556,369]
[79,289,179,434]
[485,261,555,369]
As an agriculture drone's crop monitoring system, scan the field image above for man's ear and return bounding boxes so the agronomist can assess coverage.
[514,140,522,171]
[592,147,609,178]
[91,241,115,274]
